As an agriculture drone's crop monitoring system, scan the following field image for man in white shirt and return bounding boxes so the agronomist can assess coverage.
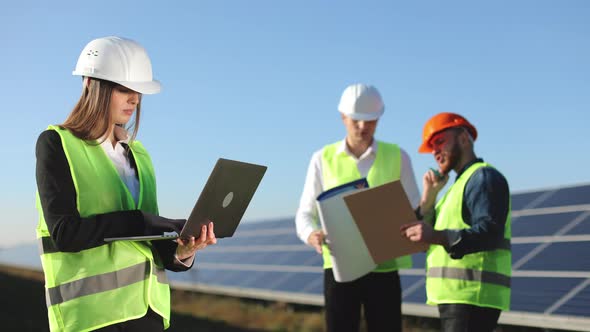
[295,83,421,332]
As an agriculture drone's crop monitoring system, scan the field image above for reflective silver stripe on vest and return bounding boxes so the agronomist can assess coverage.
[428,267,511,288]
[47,262,148,306]
[47,261,168,306]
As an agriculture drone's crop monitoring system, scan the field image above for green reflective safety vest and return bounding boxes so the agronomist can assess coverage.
[36,126,171,331]
[320,141,412,272]
[426,162,511,310]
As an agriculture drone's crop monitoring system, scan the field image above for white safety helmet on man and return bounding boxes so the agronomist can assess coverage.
[337,83,384,121]
[72,36,161,94]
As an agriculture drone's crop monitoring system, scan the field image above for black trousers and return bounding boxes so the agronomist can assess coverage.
[438,303,501,332]
[324,268,402,332]
[94,308,164,332]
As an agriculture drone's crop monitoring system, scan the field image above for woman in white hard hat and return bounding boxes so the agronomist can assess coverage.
[34,36,216,331]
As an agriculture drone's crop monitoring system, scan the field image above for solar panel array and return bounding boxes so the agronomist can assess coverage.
[168,183,590,332]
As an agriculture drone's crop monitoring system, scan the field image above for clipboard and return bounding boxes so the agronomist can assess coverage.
[343,180,428,263]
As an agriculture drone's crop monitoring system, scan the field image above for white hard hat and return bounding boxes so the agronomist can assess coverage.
[72,36,161,94]
[337,84,384,121]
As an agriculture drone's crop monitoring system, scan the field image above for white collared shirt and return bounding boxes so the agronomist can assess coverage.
[100,138,140,205]
[295,139,421,245]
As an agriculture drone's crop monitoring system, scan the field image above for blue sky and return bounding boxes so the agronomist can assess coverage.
[1,1,589,247]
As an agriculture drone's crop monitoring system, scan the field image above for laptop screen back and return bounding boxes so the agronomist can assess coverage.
[180,158,267,240]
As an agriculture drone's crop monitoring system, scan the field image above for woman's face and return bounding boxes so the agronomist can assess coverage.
[109,85,140,125]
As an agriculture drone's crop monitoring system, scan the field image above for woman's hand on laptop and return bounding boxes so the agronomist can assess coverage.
[142,211,186,235]
[176,221,217,260]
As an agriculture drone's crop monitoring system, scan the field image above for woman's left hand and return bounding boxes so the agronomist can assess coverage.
[175,221,217,260]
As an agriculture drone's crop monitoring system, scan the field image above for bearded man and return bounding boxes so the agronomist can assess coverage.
[401,112,512,332]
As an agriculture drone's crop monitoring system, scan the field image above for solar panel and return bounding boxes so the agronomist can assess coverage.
[511,243,540,263]
[510,277,582,313]
[511,211,582,237]
[511,191,546,210]
[410,252,426,269]
[540,185,590,208]
[518,242,590,271]
[1,183,589,331]
[565,214,590,235]
[400,275,427,303]
[553,280,590,317]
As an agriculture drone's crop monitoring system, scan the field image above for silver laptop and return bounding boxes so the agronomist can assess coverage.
[104,158,267,242]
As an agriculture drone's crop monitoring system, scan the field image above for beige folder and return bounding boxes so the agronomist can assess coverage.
[343,180,429,264]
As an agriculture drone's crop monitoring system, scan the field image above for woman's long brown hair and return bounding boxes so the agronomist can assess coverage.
[60,78,141,143]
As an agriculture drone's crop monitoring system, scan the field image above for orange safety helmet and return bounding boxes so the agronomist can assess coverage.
[418,112,477,153]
